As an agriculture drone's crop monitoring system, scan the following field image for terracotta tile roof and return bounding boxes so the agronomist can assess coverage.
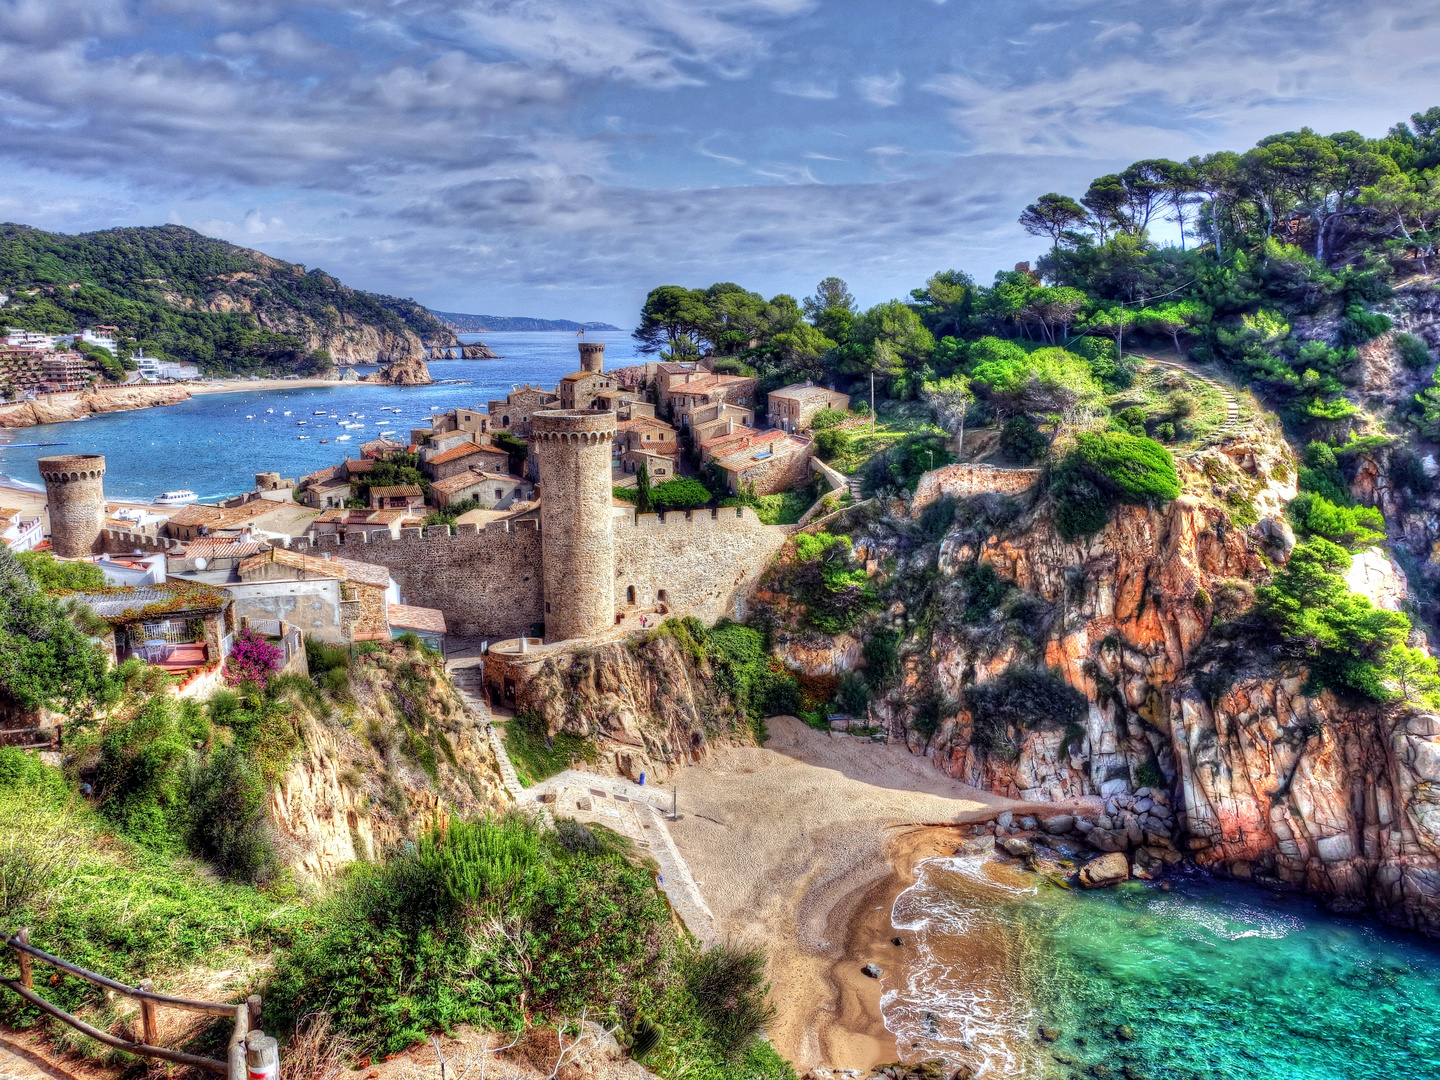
[699,424,763,452]
[431,472,488,496]
[360,438,406,457]
[344,458,374,474]
[715,432,810,471]
[182,537,270,559]
[769,382,841,403]
[313,508,409,524]
[474,471,529,483]
[300,464,342,485]
[239,547,393,588]
[387,603,447,635]
[616,417,672,433]
[0,508,19,523]
[370,484,424,499]
[427,442,488,465]
[167,501,282,530]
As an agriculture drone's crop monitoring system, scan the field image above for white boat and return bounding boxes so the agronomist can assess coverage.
[266,408,274,414]
[153,489,198,506]
[297,435,310,440]
[335,434,352,441]
[313,410,326,415]
[283,411,292,416]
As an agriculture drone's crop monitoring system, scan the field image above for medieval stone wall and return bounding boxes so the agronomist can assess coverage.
[613,505,789,624]
[292,520,544,638]
[911,463,1041,514]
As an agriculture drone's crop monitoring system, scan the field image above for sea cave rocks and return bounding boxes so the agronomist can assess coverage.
[366,353,434,385]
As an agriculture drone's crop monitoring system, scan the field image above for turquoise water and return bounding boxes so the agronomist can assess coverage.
[0,331,641,502]
[884,855,1440,1080]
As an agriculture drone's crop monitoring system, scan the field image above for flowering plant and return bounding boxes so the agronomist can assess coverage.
[226,628,284,687]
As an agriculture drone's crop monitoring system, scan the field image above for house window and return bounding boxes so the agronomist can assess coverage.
[627,585,636,605]
[502,415,511,427]
[545,602,551,613]
[658,589,669,606]
[496,489,504,500]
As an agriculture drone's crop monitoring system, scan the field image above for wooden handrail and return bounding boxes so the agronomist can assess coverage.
[3,929,263,1080]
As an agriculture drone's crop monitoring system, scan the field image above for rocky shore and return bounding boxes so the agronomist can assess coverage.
[366,354,434,385]
[0,384,193,427]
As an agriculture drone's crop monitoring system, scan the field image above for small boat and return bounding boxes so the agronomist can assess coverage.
[319,439,330,444]
[283,410,292,416]
[335,434,352,441]
[297,435,310,440]
[297,421,307,425]
[154,489,198,506]
[313,410,326,415]
[245,414,254,419]
[266,408,274,414]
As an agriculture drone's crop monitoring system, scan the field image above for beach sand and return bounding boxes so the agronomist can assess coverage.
[664,717,1086,1074]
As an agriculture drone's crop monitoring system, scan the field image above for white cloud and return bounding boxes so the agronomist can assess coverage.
[773,78,838,99]
[857,71,904,107]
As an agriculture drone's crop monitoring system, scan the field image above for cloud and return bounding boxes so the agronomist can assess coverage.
[773,78,838,99]
[857,72,904,107]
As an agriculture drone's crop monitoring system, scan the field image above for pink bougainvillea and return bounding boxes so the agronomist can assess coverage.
[226,628,284,687]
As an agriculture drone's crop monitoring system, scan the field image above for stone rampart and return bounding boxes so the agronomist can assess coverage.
[911,463,1041,515]
[290,518,544,637]
[613,505,789,625]
[99,528,183,554]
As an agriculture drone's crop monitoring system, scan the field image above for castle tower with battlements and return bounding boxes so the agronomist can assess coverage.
[531,409,617,642]
[39,453,106,557]
[578,341,604,374]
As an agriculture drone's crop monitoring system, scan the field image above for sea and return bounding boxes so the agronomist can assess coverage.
[882,854,1440,1080]
[0,331,642,501]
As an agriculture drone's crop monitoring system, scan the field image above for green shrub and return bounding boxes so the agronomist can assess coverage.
[1297,440,1352,505]
[813,425,851,460]
[959,562,1012,625]
[964,667,1086,759]
[862,629,900,689]
[1287,491,1386,551]
[502,712,596,786]
[1133,761,1165,789]
[184,743,278,883]
[998,415,1048,463]
[1258,537,1411,701]
[649,477,713,510]
[680,942,776,1062]
[835,671,871,715]
[1396,331,1432,369]
[1340,303,1392,345]
[809,407,849,430]
[16,550,106,591]
[1153,421,1176,442]
[1051,431,1180,540]
[789,532,877,633]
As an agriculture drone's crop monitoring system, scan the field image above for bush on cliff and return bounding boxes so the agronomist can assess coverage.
[789,531,877,633]
[1051,431,1180,540]
[1258,537,1412,701]
[1287,491,1386,551]
[964,666,1087,759]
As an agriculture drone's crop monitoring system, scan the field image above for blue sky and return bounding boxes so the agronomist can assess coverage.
[2,0,1440,326]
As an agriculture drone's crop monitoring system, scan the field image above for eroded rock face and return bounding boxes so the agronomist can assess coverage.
[367,354,434,385]
[0,385,192,427]
[1173,682,1440,933]
[516,634,755,783]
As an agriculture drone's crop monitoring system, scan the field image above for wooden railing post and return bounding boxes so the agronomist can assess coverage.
[139,979,159,1046]
[247,995,262,1031]
[16,929,31,990]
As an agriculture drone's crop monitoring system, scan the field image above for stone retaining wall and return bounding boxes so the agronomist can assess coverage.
[911,463,1041,514]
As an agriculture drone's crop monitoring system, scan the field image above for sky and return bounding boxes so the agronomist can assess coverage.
[2,0,1440,327]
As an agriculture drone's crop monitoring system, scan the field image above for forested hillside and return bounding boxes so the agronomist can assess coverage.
[0,224,454,374]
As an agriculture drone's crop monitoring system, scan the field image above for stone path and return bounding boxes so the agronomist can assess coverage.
[444,651,529,807]
[1141,354,1242,437]
[525,770,718,943]
[0,1034,75,1080]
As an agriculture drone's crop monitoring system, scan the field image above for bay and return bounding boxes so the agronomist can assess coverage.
[0,331,641,502]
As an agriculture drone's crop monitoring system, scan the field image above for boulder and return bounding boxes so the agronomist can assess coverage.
[1037,1026,1060,1043]
[1042,814,1076,835]
[1078,852,1130,888]
[1000,837,1034,857]
[957,835,995,856]
[1020,816,1038,830]
[996,811,1014,828]
[861,963,883,979]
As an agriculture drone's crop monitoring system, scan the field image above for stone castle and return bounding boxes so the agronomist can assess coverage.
[40,356,792,644]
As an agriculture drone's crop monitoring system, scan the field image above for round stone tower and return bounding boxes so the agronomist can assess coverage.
[578,340,605,374]
[38,453,106,557]
[531,409,617,642]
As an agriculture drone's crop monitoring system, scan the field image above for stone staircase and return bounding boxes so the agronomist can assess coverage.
[444,654,528,805]
[847,474,864,500]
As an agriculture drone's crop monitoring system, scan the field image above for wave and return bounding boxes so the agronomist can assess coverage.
[1146,896,1303,942]
[881,856,1041,1079]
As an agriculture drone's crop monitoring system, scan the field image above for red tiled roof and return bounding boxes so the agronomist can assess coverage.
[387,603,447,634]
[182,537,269,559]
[239,547,393,588]
[370,484,424,498]
[427,442,489,465]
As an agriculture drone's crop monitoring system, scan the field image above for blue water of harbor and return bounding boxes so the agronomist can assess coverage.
[0,332,642,501]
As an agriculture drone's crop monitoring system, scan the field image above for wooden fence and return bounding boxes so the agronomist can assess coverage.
[2,929,263,1080]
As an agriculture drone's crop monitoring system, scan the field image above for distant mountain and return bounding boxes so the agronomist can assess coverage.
[0,223,454,374]
[430,310,621,333]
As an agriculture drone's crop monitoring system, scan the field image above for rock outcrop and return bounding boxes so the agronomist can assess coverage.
[513,634,755,783]
[0,384,192,427]
[268,642,509,881]
[462,342,499,359]
[366,354,434,386]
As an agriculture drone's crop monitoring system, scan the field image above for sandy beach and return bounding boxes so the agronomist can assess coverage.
[663,717,1089,1074]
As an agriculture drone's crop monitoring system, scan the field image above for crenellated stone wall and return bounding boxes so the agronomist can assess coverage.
[613,505,789,625]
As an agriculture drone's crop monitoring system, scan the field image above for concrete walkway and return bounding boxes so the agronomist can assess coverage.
[524,770,717,943]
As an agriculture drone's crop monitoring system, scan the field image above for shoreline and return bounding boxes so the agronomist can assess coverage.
[661,717,1090,1074]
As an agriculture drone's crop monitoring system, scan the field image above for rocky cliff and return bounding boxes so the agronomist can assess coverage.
[269,642,509,881]
[0,384,192,427]
[511,633,756,783]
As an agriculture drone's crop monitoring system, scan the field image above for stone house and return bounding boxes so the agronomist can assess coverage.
[650,358,715,410]
[308,508,416,540]
[667,373,758,429]
[163,500,286,541]
[431,469,535,509]
[767,382,850,432]
[487,386,559,437]
[613,417,679,469]
[710,429,814,495]
[299,466,353,509]
[237,547,399,642]
[387,603,448,653]
[690,406,756,456]
[422,440,512,481]
[73,582,234,676]
[369,484,426,511]
[592,390,655,419]
[557,370,617,411]
[429,407,490,437]
[359,437,407,459]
